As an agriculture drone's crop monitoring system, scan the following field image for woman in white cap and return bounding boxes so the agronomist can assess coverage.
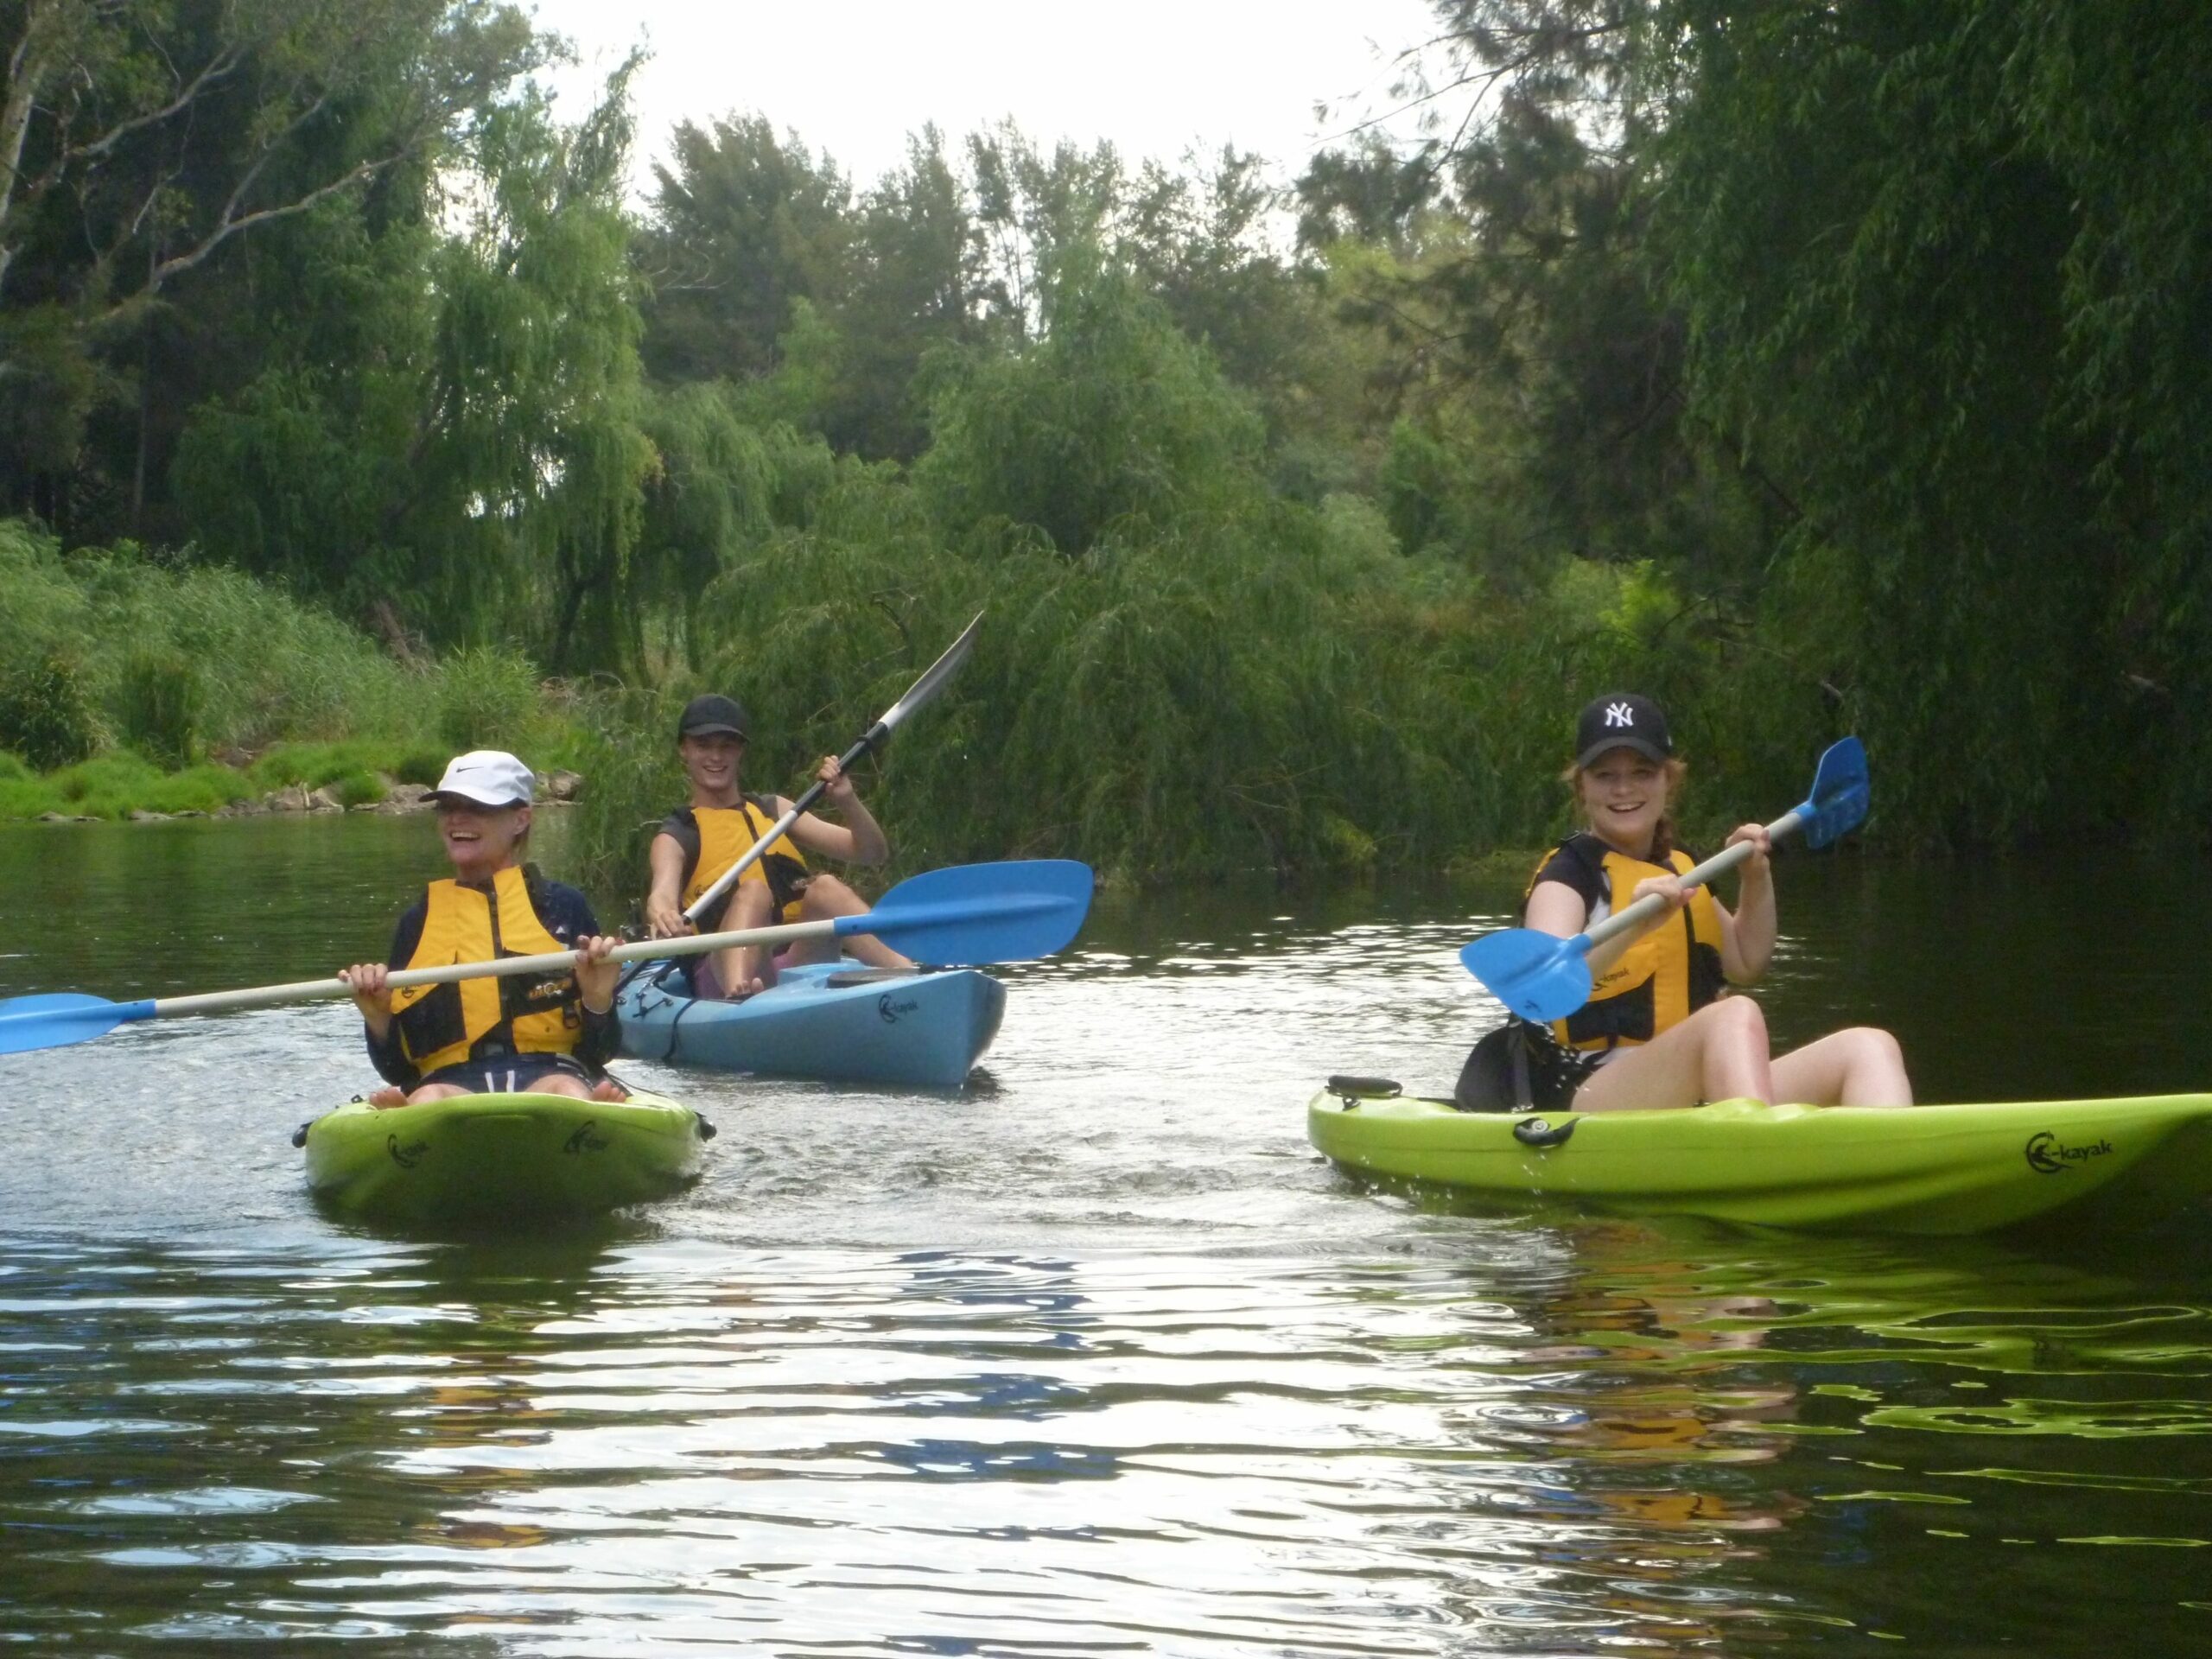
[338,750,627,1106]
[641,693,910,998]
[1479,693,1910,1114]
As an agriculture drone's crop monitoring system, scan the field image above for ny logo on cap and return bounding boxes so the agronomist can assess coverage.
[1605,702,1635,728]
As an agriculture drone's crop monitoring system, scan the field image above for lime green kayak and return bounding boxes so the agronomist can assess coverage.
[1307,1082,2212,1234]
[301,1089,709,1225]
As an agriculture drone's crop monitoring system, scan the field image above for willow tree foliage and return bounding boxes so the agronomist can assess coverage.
[915,251,1267,556]
[175,69,653,670]
[1637,0,2212,842]
[1369,0,2212,844]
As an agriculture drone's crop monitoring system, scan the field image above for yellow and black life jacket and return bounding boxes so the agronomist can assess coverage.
[1524,836,1727,1052]
[390,866,584,1075]
[681,798,809,923]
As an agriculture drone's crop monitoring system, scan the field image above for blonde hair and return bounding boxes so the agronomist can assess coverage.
[1562,754,1689,859]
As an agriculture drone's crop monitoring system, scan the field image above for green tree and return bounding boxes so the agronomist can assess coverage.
[0,0,547,535]
[1640,0,2212,842]
[637,114,852,385]
[174,67,653,671]
[915,250,1266,555]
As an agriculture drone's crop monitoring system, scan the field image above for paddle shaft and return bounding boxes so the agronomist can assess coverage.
[680,732,874,928]
[1583,804,1808,953]
[0,858,1090,1053]
[680,611,981,928]
[149,915,888,1020]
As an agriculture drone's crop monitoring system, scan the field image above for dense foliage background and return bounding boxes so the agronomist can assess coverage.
[1,0,2202,879]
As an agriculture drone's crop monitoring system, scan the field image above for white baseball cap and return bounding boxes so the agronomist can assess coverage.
[429,750,536,808]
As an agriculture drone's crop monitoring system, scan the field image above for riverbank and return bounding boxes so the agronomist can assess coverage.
[0,743,584,824]
[3,522,586,820]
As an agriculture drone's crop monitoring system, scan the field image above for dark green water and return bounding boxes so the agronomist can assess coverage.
[1,816,2208,1654]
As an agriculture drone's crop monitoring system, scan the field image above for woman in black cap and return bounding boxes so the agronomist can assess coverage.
[642,694,910,997]
[1503,693,1910,1113]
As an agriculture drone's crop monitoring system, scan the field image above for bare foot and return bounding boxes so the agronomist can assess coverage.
[365,1086,407,1109]
[591,1078,630,1103]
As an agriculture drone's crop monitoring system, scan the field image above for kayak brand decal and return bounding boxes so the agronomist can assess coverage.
[386,1135,429,1169]
[877,992,920,1025]
[564,1121,610,1155]
[2024,1130,2113,1174]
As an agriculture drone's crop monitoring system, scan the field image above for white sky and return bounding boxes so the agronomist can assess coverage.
[524,0,1446,196]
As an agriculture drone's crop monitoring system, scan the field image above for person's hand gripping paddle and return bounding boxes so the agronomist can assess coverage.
[1462,738,1869,1023]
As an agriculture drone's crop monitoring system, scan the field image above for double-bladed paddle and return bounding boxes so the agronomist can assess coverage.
[1460,737,1870,1025]
[0,858,1091,1058]
[678,611,983,932]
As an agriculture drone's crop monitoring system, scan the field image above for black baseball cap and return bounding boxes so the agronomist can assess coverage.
[1574,693,1671,768]
[677,694,749,741]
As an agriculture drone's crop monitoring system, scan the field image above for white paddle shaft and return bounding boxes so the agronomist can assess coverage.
[682,611,983,928]
[149,916,845,1019]
[1582,805,1808,951]
[681,798,804,928]
[681,610,977,929]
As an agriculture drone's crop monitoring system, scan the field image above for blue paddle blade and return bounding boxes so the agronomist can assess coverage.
[1796,736,1870,849]
[1460,928,1596,1025]
[836,859,1093,966]
[0,993,139,1056]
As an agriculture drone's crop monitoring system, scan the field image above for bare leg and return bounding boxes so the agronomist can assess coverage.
[1569,996,1775,1114]
[1770,1028,1914,1107]
[397,1083,469,1105]
[782,874,914,969]
[535,1072,631,1103]
[709,880,775,995]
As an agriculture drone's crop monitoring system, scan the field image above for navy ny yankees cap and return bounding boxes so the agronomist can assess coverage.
[1574,693,1672,768]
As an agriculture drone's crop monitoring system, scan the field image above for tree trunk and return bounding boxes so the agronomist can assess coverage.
[132,239,155,531]
[0,0,66,301]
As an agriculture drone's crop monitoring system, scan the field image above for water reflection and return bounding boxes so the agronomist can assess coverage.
[5,823,2212,1649]
[5,1226,2207,1652]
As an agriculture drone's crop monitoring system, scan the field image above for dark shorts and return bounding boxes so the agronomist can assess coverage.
[416,1053,595,1095]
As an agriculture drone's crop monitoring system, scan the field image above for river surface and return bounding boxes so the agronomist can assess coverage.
[1,816,2208,1655]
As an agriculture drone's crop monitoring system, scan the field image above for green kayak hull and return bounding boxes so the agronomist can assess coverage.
[1307,1089,2212,1234]
[302,1089,706,1225]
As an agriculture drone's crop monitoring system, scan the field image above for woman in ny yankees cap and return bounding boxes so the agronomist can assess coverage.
[1497,693,1912,1114]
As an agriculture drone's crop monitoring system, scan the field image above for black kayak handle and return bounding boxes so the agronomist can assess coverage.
[1326,1075,1402,1105]
[1513,1116,1577,1149]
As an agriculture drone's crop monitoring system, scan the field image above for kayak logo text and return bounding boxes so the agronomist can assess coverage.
[2024,1131,2113,1174]
[877,993,920,1025]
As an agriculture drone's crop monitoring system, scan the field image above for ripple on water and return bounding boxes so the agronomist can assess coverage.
[4,830,2212,1649]
[0,1230,2208,1654]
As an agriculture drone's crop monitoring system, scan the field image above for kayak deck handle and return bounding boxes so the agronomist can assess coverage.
[1513,1116,1577,1149]
[1326,1075,1402,1107]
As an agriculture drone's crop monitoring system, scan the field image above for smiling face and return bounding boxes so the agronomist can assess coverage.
[1576,747,1670,856]
[678,733,745,804]
[435,798,530,879]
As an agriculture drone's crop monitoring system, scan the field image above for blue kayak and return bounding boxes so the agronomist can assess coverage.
[615,959,1007,1087]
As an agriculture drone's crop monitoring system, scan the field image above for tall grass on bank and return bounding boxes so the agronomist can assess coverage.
[0,521,572,805]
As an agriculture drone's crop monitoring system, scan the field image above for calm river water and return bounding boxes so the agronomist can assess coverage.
[1,815,2208,1655]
